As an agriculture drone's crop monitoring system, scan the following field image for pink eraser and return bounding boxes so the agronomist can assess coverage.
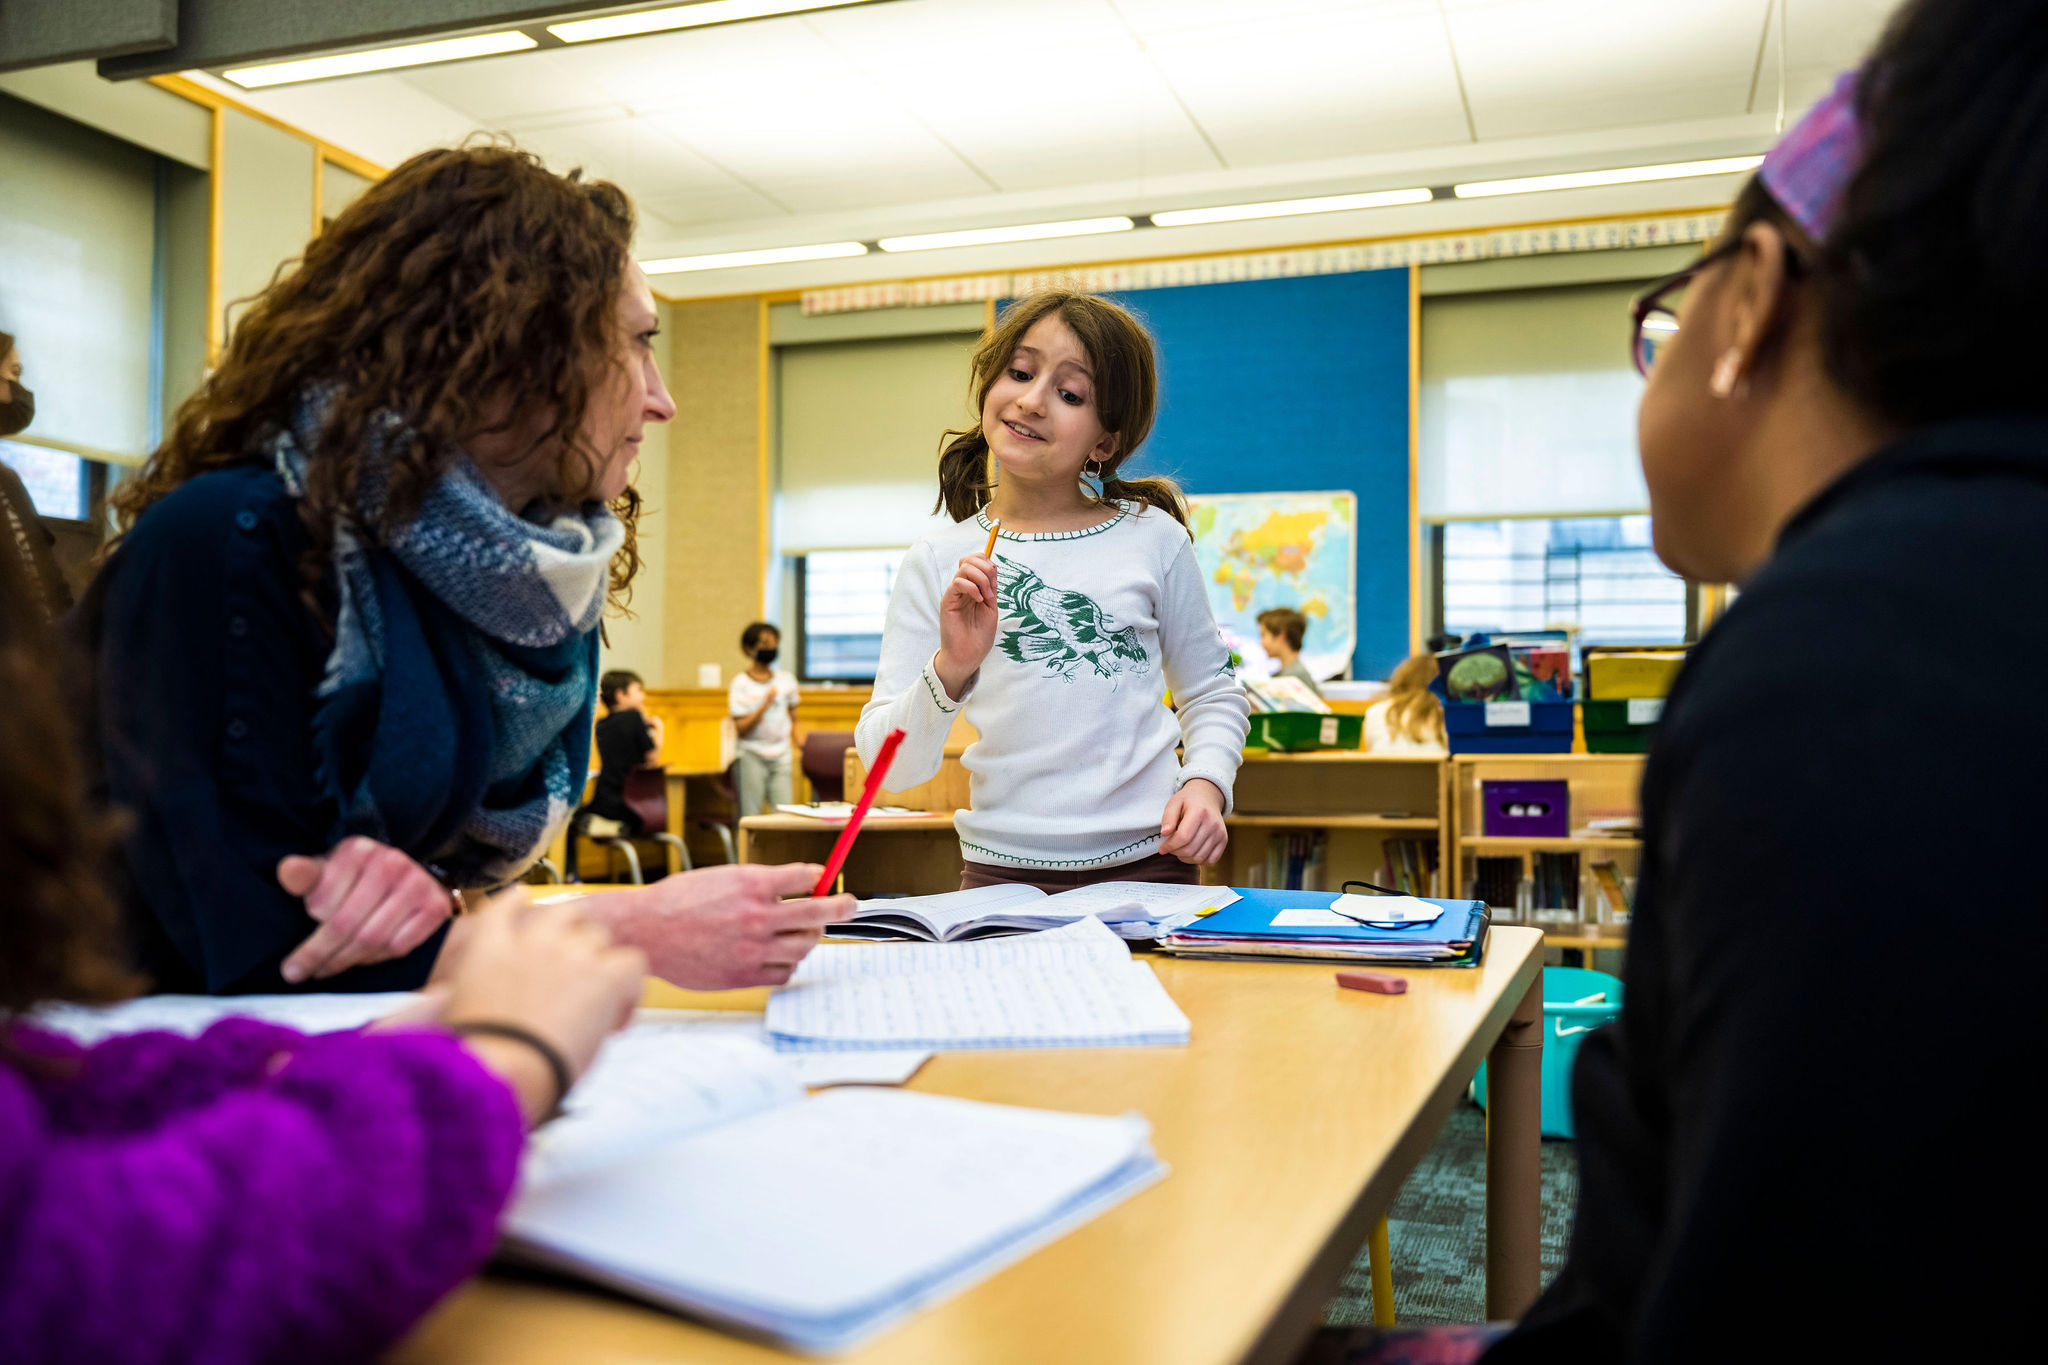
[1336,970,1408,995]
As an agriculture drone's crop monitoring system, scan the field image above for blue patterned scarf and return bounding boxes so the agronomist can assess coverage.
[272,389,622,884]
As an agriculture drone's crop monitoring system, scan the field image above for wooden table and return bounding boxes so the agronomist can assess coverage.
[738,811,962,896]
[393,927,1547,1365]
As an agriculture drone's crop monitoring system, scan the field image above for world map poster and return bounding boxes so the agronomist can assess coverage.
[1188,491,1358,683]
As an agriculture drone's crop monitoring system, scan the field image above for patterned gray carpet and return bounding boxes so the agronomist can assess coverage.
[1322,1103,1580,1327]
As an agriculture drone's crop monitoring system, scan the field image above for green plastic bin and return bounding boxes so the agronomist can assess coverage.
[1470,965,1623,1139]
[1581,698,1665,754]
[1245,711,1363,752]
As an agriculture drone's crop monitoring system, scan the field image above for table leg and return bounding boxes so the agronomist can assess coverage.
[1485,972,1544,1320]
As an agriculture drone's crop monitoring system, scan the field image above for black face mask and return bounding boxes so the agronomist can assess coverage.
[0,385,31,439]
[753,647,779,667]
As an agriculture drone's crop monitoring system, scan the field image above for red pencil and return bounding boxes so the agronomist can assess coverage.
[812,727,907,898]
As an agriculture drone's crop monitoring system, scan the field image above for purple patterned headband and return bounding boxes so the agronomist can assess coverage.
[1757,68,1864,242]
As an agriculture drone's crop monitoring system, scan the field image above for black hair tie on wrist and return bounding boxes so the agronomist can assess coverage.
[449,1021,573,1120]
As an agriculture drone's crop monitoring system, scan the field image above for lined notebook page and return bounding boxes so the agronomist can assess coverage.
[769,919,1190,1051]
[506,1087,1164,1353]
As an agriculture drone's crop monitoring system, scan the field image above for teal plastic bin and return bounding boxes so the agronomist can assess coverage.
[1471,965,1623,1139]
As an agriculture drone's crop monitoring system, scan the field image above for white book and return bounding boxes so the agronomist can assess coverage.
[768,917,1194,1052]
[507,1087,1164,1354]
[830,880,1237,943]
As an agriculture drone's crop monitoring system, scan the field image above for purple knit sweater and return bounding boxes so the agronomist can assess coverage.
[0,1018,524,1365]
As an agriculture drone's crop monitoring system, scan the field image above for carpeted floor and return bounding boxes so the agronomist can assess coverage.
[1321,1102,1580,1328]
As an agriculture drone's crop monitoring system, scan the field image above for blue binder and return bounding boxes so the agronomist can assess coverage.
[1160,889,1490,966]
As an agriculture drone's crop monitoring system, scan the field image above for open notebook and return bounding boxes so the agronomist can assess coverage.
[830,880,1237,943]
[768,916,1193,1052]
[33,991,1163,1354]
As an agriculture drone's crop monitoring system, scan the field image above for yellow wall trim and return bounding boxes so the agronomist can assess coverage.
[147,74,385,181]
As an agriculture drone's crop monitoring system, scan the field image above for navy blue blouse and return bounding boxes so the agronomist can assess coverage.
[73,466,459,994]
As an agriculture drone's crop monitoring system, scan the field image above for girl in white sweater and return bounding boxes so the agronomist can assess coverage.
[857,291,1250,891]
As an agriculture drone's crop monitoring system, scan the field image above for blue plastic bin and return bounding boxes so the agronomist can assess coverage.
[1443,700,1576,754]
[1471,965,1623,1139]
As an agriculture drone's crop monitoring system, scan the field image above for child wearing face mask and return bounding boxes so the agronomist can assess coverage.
[857,291,1248,892]
[0,330,70,622]
[729,621,799,815]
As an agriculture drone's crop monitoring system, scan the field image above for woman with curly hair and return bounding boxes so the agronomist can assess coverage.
[76,145,848,995]
[2,533,649,1363]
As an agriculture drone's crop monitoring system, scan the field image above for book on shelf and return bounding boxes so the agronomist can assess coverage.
[1472,855,1522,911]
[1378,836,1440,898]
[1263,829,1328,891]
[1532,850,1581,914]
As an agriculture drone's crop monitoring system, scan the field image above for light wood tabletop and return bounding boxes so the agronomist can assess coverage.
[392,927,1546,1365]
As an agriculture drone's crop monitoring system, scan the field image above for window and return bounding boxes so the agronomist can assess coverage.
[1435,515,1690,646]
[0,441,89,520]
[798,548,905,682]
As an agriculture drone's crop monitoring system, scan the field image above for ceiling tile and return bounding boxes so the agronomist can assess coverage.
[1444,0,1768,139]
[397,45,609,125]
[1141,4,1472,165]
[646,94,993,214]
[510,117,782,218]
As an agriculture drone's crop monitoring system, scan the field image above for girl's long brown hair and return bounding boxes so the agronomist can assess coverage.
[110,143,644,617]
[0,544,137,1015]
[1384,653,1447,746]
[936,289,1186,527]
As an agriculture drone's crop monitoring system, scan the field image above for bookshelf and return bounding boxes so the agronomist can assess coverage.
[1449,753,1645,947]
[1209,753,1450,894]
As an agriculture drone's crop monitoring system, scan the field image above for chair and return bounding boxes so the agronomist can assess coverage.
[582,767,690,885]
[800,730,857,804]
[686,763,740,866]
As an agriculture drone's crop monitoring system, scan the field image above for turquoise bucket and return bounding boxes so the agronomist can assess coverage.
[1471,965,1623,1140]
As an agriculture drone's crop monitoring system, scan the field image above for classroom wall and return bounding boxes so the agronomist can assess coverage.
[662,295,766,691]
[218,108,318,342]
[1104,271,1413,681]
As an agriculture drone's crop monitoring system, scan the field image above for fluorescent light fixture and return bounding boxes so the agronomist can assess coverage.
[1453,155,1764,199]
[551,0,868,43]
[639,241,868,274]
[879,217,1135,254]
[223,31,536,88]
[1152,187,1432,228]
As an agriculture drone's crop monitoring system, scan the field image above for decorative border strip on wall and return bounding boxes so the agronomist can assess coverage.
[800,211,1725,315]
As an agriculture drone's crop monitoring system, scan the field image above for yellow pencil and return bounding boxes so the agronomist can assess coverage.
[983,520,1001,557]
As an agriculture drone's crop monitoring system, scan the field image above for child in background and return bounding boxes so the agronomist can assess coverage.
[729,622,799,816]
[1361,654,1446,755]
[568,669,665,879]
[857,290,1249,892]
[1256,607,1324,700]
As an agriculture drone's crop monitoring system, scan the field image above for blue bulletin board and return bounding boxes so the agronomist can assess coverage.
[1097,271,1412,680]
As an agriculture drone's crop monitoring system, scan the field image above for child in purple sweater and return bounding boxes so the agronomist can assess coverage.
[0,548,646,1364]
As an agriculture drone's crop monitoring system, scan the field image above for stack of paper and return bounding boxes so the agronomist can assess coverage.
[1158,889,1489,966]
[769,917,1193,1051]
[832,880,1234,943]
[508,1088,1164,1352]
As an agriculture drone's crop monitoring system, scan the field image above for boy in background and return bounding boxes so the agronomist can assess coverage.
[568,670,665,880]
[1257,607,1324,700]
[729,622,799,815]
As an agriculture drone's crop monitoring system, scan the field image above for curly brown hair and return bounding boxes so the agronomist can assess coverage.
[110,142,644,617]
[0,541,137,1015]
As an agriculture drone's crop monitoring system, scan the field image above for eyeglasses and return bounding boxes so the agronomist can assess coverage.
[1629,236,1806,377]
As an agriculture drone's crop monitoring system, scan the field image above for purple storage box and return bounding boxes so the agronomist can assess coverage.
[1482,780,1569,838]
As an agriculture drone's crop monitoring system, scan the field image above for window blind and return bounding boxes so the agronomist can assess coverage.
[776,331,979,553]
[1418,280,1653,522]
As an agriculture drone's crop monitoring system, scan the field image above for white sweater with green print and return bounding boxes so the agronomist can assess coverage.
[856,501,1250,871]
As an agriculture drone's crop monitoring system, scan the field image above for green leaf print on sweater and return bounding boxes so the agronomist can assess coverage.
[994,556,1150,683]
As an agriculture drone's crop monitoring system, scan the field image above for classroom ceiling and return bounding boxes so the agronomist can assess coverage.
[208,0,1896,286]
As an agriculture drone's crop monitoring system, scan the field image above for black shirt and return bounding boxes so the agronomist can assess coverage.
[1489,418,2048,1362]
[589,709,655,825]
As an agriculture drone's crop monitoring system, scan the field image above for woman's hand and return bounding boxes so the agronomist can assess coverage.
[1160,779,1229,865]
[585,862,853,989]
[934,552,1000,700]
[441,890,646,1127]
[276,837,454,983]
